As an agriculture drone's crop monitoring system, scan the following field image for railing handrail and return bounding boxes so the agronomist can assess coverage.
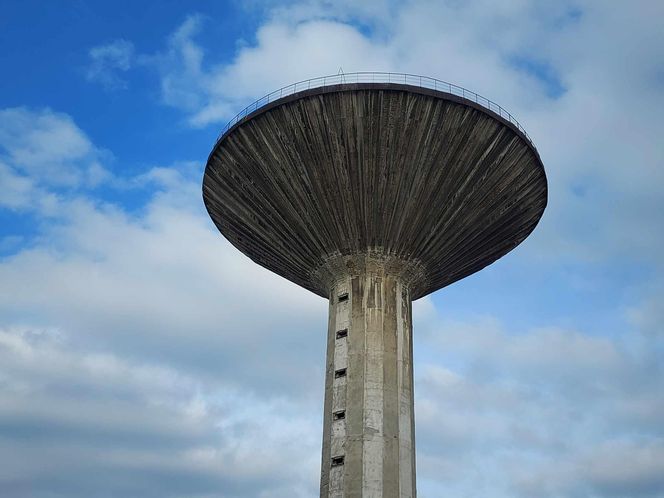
[215,71,534,149]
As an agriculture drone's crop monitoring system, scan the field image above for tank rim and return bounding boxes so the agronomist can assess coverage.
[207,82,543,173]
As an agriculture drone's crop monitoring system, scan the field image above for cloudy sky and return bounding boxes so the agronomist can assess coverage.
[1,1,663,497]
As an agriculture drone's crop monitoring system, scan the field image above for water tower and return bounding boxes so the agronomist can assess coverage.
[203,73,547,497]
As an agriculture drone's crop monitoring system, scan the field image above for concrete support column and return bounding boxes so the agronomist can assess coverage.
[320,265,416,498]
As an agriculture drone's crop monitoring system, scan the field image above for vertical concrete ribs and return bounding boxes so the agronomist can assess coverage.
[203,80,548,497]
[321,255,416,497]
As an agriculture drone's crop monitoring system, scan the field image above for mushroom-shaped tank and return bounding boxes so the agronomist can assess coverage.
[203,78,547,300]
[203,74,547,497]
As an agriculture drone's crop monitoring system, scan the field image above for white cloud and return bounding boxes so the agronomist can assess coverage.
[140,15,208,113]
[5,1,663,496]
[86,39,135,90]
[0,110,326,493]
[0,107,111,195]
[513,440,664,498]
[0,161,34,210]
[413,312,664,497]
[148,2,575,126]
[139,1,664,271]
[627,293,664,338]
[145,14,394,127]
[0,325,321,498]
[0,157,326,392]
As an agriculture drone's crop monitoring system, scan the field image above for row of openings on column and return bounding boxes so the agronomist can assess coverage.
[331,290,349,472]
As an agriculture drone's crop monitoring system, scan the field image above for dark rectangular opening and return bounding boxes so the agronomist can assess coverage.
[331,455,345,467]
[335,328,348,339]
[333,410,346,421]
[338,293,348,303]
[334,368,347,379]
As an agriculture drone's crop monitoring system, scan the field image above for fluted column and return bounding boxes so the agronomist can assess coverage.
[320,259,416,498]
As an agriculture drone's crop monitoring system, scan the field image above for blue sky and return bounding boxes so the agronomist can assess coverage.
[1,1,663,497]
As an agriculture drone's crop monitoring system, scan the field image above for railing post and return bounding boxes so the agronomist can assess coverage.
[216,73,530,155]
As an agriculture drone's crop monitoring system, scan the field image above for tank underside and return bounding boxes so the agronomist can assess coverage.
[203,83,547,300]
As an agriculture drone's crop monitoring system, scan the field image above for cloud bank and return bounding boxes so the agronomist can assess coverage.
[2,0,663,496]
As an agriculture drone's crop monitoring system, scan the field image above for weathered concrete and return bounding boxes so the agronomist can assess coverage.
[203,83,547,300]
[202,82,548,497]
[320,255,415,498]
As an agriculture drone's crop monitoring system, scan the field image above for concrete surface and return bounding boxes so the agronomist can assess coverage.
[203,83,547,300]
[320,255,416,497]
[202,82,548,497]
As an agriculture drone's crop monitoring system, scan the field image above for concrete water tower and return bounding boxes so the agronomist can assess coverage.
[203,72,547,497]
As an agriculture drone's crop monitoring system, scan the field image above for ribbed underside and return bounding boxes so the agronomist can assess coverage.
[203,83,547,299]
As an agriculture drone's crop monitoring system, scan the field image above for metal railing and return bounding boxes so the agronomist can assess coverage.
[217,71,533,147]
